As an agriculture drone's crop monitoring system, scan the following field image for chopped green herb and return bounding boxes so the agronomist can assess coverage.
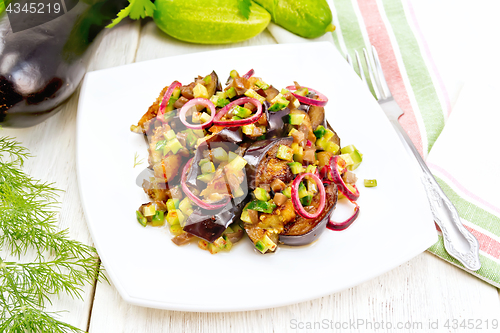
[133,152,145,168]
[237,0,252,19]
[107,0,156,29]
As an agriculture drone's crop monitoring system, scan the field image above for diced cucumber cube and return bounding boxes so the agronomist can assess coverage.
[244,89,265,103]
[298,182,308,199]
[176,209,186,226]
[240,210,252,223]
[230,70,239,78]
[167,138,183,154]
[306,165,317,174]
[201,161,215,174]
[242,124,256,135]
[255,240,268,253]
[325,142,340,154]
[261,235,277,251]
[255,80,270,90]
[164,129,176,141]
[268,99,289,112]
[199,158,210,166]
[200,112,211,124]
[276,145,294,161]
[246,200,276,214]
[166,210,180,225]
[212,147,228,162]
[288,162,304,174]
[228,151,239,162]
[179,198,192,215]
[142,204,156,217]
[282,187,292,199]
[364,179,377,187]
[151,210,165,227]
[271,93,285,104]
[197,173,215,183]
[293,87,309,96]
[254,187,271,202]
[324,129,334,141]
[227,155,247,171]
[233,106,252,118]
[170,224,183,236]
[289,114,305,125]
[166,198,179,212]
[136,211,147,227]
[313,125,326,138]
[226,87,236,99]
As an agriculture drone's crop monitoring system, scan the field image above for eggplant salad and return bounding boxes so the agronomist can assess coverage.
[131,69,368,254]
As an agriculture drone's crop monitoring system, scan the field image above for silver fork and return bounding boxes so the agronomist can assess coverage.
[348,46,481,271]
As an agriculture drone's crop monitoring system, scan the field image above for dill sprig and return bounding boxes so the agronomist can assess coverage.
[0,137,105,332]
[133,152,144,168]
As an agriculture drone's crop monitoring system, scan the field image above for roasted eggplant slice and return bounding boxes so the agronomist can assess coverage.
[279,183,338,246]
[183,198,249,243]
[205,71,221,98]
[308,105,326,130]
[326,122,341,148]
[265,102,291,139]
[133,71,220,133]
[243,137,294,190]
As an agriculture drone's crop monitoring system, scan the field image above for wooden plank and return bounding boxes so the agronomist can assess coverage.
[1,19,140,330]
[134,21,277,62]
[89,252,500,332]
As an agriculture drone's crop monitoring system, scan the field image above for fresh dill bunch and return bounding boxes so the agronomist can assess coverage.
[0,137,105,332]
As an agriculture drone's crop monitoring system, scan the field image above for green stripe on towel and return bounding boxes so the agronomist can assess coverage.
[382,0,445,153]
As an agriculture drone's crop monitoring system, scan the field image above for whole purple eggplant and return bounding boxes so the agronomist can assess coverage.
[0,0,128,127]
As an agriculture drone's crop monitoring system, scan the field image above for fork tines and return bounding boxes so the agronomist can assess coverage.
[346,45,392,100]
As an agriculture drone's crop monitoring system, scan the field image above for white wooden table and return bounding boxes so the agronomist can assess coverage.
[4,1,500,331]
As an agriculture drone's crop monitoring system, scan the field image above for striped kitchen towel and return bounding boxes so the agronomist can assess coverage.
[329,0,500,286]
[425,82,500,287]
[268,0,500,286]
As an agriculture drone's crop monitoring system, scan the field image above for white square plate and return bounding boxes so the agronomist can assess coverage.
[77,42,436,312]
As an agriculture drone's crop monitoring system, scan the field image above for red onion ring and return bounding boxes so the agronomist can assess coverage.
[325,156,360,201]
[179,98,216,130]
[291,172,326,219]
[286,85,328,107]
[181,158,230,210]
[157,81,182,122]
[213,97,262,127]
[242,69,255,79]
[327,200,360,231]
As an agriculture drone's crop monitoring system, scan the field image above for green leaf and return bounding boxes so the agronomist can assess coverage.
[238,0,252,19]
[106,0,156,29]
[129,0,156,20]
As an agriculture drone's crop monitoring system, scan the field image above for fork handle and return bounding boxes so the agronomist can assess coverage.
[390,119,481,271]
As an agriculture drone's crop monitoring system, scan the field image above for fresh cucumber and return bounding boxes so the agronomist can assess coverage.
[154,0,271,44]
[253,0,334,38]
